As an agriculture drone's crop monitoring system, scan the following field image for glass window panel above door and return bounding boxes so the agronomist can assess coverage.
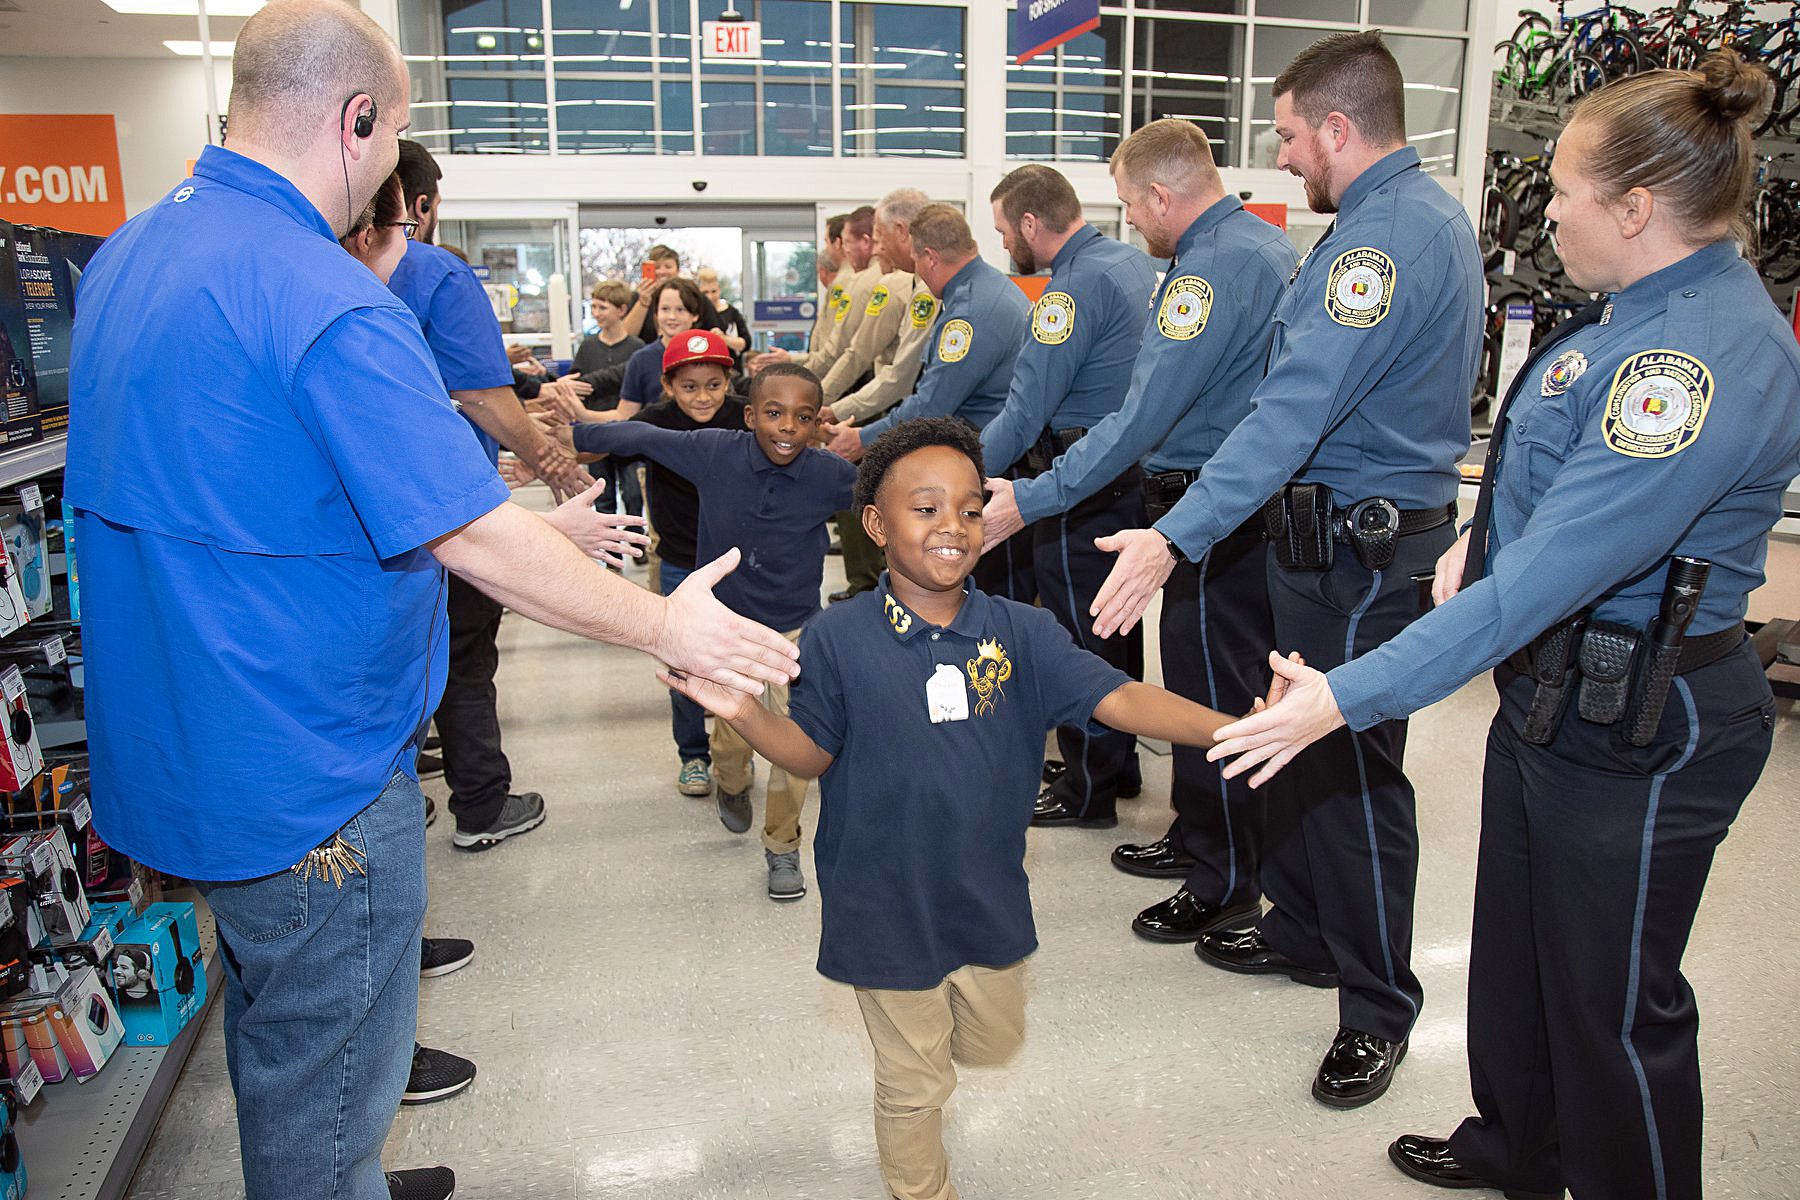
[1384,34,1465,176]
[1132,18,1244,168]
[1369,0,1469,32]
[442,76,551,154]
[763,82,837,155]
[1256,0,1356,20]
[856,3,965,82]
[1005,13,1123,163]
[1136,0,1243,14]
[549,0,692,74]
[701,81,758,154]
[555,78,657,154]
[431,0,547,72]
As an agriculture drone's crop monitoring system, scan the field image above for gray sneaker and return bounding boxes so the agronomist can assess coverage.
[766,849,806,901]
[677,758,712,796]
[716,785,752,834]
[452,792,547,851]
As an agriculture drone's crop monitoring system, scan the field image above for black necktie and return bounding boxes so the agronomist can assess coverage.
[1462,300,1608,583]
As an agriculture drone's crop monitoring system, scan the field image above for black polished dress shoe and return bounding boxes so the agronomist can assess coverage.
[1387,1134,1564,1198]
[1041,760,1067,786]
[1132,889,1261,943]
[828,588,858,604]
[1313,1027,1406,1109]
[1110,836,1199,879]
[1194,927,1339,987]
[1030,786,1117,829]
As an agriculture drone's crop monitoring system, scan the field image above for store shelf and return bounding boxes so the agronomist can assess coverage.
[16,950,222,1200]
[0,436,66,491]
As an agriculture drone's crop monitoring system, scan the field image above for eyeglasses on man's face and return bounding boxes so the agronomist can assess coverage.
[380,220,420,240]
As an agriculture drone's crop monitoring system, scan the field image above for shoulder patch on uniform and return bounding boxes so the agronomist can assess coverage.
[866,285,891,316]
[910,293,937,329]
[938,318,974,363]
[834,291,854,323]
[827,284,845,308]
[1157,276,1212,341]
[1324,247,1395,328]
[1601,350,1712,459]
[1033,291,1075,345]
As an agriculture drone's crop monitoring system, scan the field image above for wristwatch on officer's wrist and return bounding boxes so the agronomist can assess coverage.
[1158,532,1184,564]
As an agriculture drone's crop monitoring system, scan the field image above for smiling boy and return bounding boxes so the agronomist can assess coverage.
[564,350,857,900]
[663,417,1282,1200]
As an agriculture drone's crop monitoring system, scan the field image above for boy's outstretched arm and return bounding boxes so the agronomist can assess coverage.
[1092,653,1301,749]
[658,668,836,780]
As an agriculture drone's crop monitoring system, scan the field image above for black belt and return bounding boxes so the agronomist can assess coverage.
[1023,426,1088,476]
[1507,626,1743,680]
[1263,483,1455,572]
[1333,500,1457,543]
[1141,469,1262,541]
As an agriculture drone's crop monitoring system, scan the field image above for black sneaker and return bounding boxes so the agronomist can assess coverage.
[452,792,546,851]
[386,1166,455,1199]
[424,796,438,828]
[402,1045,476,1105]
[420,937,473,979]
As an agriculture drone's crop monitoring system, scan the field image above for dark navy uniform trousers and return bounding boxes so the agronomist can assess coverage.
[1450,641,1774,1200]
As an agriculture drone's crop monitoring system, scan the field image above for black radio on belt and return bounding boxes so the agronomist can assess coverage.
[1023,426,1088,476]
[1141,469,1199,523]
[1262,483,1455,572]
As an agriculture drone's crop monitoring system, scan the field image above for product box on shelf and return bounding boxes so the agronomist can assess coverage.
[28,226,103,438]
[0,548,27,645]
[59,495,77,623]
[1,1004,66,1084]
[0,881,34,999]
[60,899,130,976]
[0,1088,24,1200]
[0,223,37,450]
[0,827,87,945]
[0,505,50,622]
[112,902,205,1045]
[0,668,39,793]
[46,963,121,1081]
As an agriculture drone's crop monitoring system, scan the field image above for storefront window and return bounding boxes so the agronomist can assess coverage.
[1132,17,1244,168]
[1005,14,1124,163]
[841,3,966,157]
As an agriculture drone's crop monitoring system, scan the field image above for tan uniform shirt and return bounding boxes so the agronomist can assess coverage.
[804,268,845,356]
[821,268,910,403]
[832,276,937,425]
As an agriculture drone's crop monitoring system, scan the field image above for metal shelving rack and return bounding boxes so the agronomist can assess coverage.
[0,436,66,493]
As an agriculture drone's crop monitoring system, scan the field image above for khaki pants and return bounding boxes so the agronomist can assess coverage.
[709,628,811,852]
[853,961,1028,1200]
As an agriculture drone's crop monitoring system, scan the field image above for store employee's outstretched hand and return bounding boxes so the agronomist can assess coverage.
[659,547,801,695]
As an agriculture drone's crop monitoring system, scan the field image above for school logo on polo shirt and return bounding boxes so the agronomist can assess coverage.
[1601,350,1712,459]
[883,593,913,635]
[1324,247,1395,329]
[910,293,937,329]
[1033,291,1075,345]
[1157,277,1212,341]
[939,319,974,363]
[964,638,1013,718]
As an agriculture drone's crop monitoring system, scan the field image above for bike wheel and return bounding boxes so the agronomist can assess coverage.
[1481,186,1520,272]
[1663,35,1707,72]
[1593,29,1644,80]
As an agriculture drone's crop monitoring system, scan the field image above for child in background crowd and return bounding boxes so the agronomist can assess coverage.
[553,277,709,427]
[559,355,856,902]
[566,280,646,519]
[663,417,1286,1200]
[696,266,752,363]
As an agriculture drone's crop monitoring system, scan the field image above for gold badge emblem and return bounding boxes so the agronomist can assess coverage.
[1541,349,1588,397]
[910,292,937,329]
[1033,291,1076,345]
[866,285,891,316]
[1601,350,1712,459]
[939,318,974,363]
[883,593,913,635]
[1157,276,1212,341]
[965,638,1013,717]
[1324,247,1396,328]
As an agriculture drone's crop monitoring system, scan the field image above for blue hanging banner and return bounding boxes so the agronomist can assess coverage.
[1015,0,1100,65]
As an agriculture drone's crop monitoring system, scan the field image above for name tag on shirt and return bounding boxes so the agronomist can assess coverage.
[927,663,968,723]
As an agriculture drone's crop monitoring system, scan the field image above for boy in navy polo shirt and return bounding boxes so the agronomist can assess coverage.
[663,417,1279,1200]
[562,351,857,901]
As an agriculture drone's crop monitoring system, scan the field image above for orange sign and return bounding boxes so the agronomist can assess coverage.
[1245,202,1288,230]
[0,115,127,236]
[1010,275,1050,303]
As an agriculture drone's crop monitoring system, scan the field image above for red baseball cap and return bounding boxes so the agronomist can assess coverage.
[663,329,734,373]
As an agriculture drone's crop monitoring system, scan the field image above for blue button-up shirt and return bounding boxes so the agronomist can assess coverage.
[1010,199,1297,524]
[789,575,1129,988]
[860,257,1031,442]
[571,422,856,631]
[1158,148,1483,559]
[65,145,510,881]
[979,225,1157,475]
[387,239,514,465]
[1331,241,1800,729]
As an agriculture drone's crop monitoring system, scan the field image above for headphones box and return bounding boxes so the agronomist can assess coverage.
[0,506,49,622]
[46,964,121,1081]
[0,667,39,791]
[0,828,85,946]
[0,553,27,646]
[0,1004,66,1084]
[0,1085,23,1200]
[112,902,205,1046]
[0,223,41,452]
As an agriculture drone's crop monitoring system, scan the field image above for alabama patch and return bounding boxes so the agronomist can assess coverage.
[1601,350,1712,459]
[939,319,974,363]
[910,293,937,329]
[1541,349,1588,397]
[1324,247,1395,328]
[1033,291,1075,345]
[866,285,891,317]
[1157,276,1212,341]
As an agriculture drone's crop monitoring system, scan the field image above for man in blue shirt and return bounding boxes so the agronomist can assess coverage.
[984,122,1297,941]
[1090,32,1483,1110]
[388,139,590,852]
[63,6,798,1198]
[976,165,1159,832]
[829,205,1034,601]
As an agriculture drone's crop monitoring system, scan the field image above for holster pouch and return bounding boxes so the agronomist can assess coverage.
[1263,484,1334,571]
[1577,621,1638,726]
[1522,611,1587,745]
[1345,498,1400,571]
[1623,641,1682,747]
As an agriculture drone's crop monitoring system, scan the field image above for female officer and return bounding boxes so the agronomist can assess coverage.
[1204,51,1798,1200]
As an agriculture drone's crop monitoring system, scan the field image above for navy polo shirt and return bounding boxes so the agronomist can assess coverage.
[64,145,510,881]
[570,423,856,630]
[789,577,1129,989]
[387,239,514,465]
[619,339,668,408]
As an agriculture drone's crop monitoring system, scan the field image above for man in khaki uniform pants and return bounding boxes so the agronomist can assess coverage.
[822,188,936,599]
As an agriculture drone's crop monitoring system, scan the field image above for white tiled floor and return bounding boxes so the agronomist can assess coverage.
[126,552,1800,1200]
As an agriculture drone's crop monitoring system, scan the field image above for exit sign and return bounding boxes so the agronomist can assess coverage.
[702,20,762,59]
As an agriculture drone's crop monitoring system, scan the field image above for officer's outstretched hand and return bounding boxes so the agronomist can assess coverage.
[981,477,1025,547]
[1432,529,1472,607]
[1205,651,1345,789]
[655,667,757,725]
[658,548,802,696]
[542,478,651,568]
[1090,528,1178,638]
[827,423,866,462]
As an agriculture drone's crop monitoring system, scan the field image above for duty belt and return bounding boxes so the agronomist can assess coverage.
[1506,625,1741,681]
[1140,470,1262,541]
[1262,482,1455,572]
[1023,426,1088,476]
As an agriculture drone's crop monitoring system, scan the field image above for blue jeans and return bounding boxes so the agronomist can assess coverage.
[197,771,427,1200]
[658,561,710,763]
